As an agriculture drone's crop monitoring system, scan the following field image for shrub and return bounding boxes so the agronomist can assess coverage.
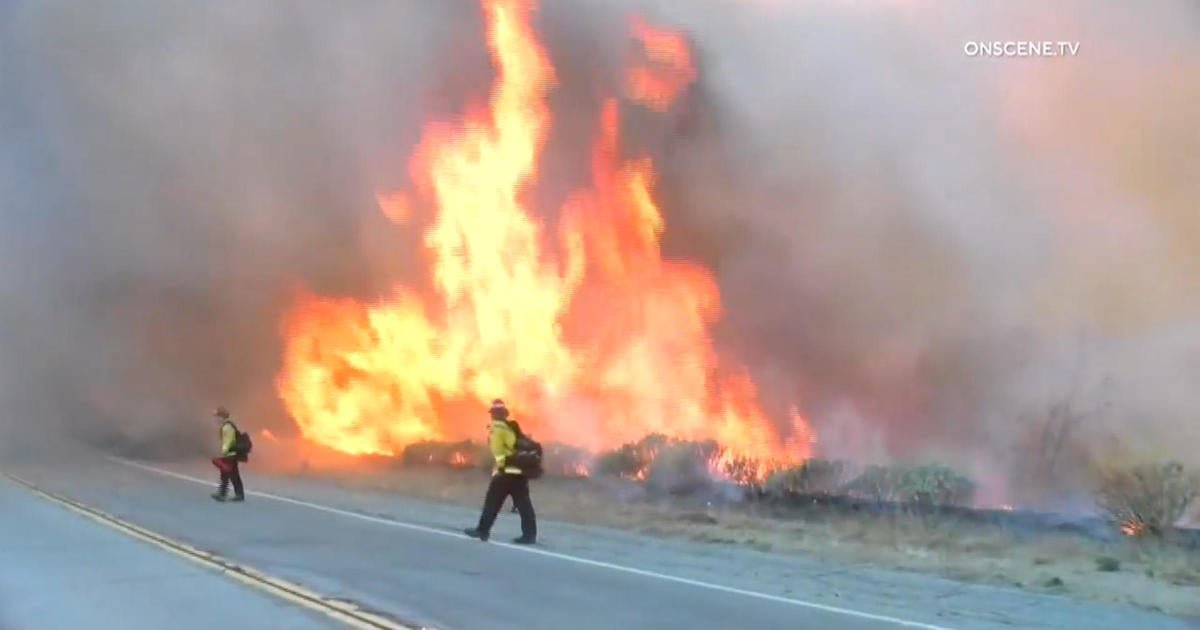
[712,453,783,490]
[763,460,848,497]
[1094,461,1200,537]
[592,447,641,478]
[898,464,977,506]
[843,464,976,506]
[400,438,595,478]
[542,442,594,478]
[592,434,806,490]
[842,465,901,502]
[593,434,674,479]
[400,440,490,470]
[644,439,719,496]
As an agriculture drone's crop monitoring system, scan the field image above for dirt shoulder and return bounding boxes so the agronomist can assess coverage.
[294,464,1200,618]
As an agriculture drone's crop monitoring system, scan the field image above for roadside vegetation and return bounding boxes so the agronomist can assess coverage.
[273,434,1200,615]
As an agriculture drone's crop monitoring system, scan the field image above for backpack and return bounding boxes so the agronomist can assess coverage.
[226,421,253,462]
[234,430,253,462]
[509,426,543,479]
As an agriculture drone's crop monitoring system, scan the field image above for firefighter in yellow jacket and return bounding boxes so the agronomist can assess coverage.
[210,407,245,502]
[464,399,536,544]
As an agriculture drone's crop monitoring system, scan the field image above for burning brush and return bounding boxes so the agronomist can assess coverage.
[400,440,491,470]
[273,0,813,474]
[1120,517,1147,538]
[1095,461,1200,538]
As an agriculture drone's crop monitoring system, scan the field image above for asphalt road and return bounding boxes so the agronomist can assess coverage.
[5,452,1196,630]
[0,475,333,630]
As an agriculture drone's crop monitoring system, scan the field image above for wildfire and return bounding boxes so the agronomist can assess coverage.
[626,15,697,111]
[1120,517,1145,537]
[260,428,280,443]
[375,191,411,225]
[568,463,591,478]
[707,448,778,487]
[275,0,812,480]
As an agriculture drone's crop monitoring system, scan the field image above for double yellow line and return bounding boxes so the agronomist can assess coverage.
[3,473,422,630]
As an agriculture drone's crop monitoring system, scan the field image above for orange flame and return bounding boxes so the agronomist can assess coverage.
[260,428,280,443]
[626,15,697,111]
[1120,518,1145,537]
[375,191,411,225]
[569,463,591,478]
[275,0,812,478]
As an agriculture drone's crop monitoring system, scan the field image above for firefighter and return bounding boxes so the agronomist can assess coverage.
[210,406,245,502]
[464,399,536,544]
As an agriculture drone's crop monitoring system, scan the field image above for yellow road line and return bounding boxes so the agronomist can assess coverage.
[2,473,423,630]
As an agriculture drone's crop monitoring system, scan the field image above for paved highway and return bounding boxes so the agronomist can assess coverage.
[4,451,1196,630]
[0,475,334,630]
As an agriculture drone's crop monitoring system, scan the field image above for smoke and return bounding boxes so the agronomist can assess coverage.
[0,0,488,457]
[2,0,1197,504]
[635,0,1200,502]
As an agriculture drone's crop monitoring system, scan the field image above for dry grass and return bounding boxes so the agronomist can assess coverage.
[294,464,1200,616]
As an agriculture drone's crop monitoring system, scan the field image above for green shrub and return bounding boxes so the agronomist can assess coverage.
[763,460,848,496]
[843,464,976,506]
[899,464,977,506]
[842,465,902,502]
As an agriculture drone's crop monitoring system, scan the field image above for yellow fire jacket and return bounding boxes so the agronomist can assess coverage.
[489,419,522,475]
[220,420,238,457]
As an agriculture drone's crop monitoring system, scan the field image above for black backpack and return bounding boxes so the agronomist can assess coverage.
[508,422,543,479]
[227,421,253,462]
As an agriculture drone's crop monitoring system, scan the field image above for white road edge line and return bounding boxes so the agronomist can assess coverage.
[111,456,955,630]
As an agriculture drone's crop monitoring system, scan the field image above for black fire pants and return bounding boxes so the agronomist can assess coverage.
[476,473,536,539]
[217,457,244,498]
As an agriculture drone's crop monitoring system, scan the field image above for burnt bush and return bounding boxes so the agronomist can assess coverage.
[1094,461,1200,537]
[843,464,976,507]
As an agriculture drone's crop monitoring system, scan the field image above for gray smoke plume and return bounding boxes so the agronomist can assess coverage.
[2,0,1197,507]
[0,0,488,458]
[640,0,1200,504]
